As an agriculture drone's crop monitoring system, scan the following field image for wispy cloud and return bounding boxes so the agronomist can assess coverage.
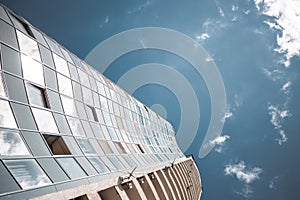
[262,68,285,82]
[268,103,291,145]
[269,176,279,189]
[128,1,151,15]
[195,33,210,42]
[280,81,292,95]
[254,0,300,67]
[225,161,263,184]
[210,135,230,152]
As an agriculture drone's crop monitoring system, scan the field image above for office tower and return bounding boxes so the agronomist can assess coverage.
[0,4,202,200]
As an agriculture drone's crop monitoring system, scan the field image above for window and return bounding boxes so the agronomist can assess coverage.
[61,95,77,116]
[0,73,6,97]
[21,131,51,156]
[0,129,30,156]
[53,53,69,77]
[88,157,109,174]
[114,142,126,154]
[44,37,63,57]
[0,18,19,49]
[86,105,98,122]
[26,83,49,108]
[57,74,73,97]
[76,138,96,155]
[9,13,35,38]
[31,108,58,133]
[17,30,41,62]
[1,44,22,76]
[56,157,87,179]
[98,140,113,154]
[4,159,51,189]
[11,102,37,130]
[36,158,69,183]
[0,161,21,193]
[66,116,85,137]
[0,99,17,129]
[21,54,44,86]
[44,66,58,90]
[43,134,71,155]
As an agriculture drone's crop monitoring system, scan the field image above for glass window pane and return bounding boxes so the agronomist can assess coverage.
[53,113,71,135]
[100,156,117,172]
[72,81,83,101]
[1,44,22,76]
[53,53,69,77]
[39,44,54,69]
[68,63,79,81]
[85,105,98,122]
[11,102,37,130]
[98,140,113,154]
[82,86,93,105]
[31,108,58,133]
[90,123,105,139]
[66,116,85,137]
[26,83,48,108]
[63,136,83,155]
[57,74,73,97]
[44,66,58,90]
[61,95,77,116]
[47,90,63,112]
[75,157,98,176]
[4,159,52,189]
[56,157,87,179]
[21,131,51,156]
[31,28,48,47]
[0,6,12,24]
[21,54,44,86]
[60,47,73,64]
[78,69,90,88]
[44,37,63,57]
[0,99,17,129]
[76,138,96,155]
[0,19,18,49]
[43,134,71,155]
[0,73,7,97]
[87,157,109,174]
[17,30,41,61]
[0,129,30,156]
[0,161,21,193]
[75,101,87,120]
[36,158,69,182]
[81,120,94,138]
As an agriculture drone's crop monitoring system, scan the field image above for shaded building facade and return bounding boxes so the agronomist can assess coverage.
[0,4,202,200]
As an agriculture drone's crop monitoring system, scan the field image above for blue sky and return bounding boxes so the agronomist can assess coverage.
[1,0,299,199]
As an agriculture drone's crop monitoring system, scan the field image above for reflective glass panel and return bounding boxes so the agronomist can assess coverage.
[57,74,73,97]
[21,131,50,156]
[0,19,18,49]
[56,157,86,179]
[0,73,6,97]
[21,54,44,86]
[1,44,22,76]
[0,129,30,156]
[0,99,17,128]
[53,53,69,77]
[26,83,48,108]
[76,138,96,155]
[39,45,54,69]
[44,37,63,57]
[61,95,77,116]
[36,158,69,183]
[78,69,90,88]
[66,116,85,137]
[17,30,41,61]
[82,86,93,105]
[4,159,52,189]
[11,102,37,130]
[31,108,58,133]
[88,157,109,174]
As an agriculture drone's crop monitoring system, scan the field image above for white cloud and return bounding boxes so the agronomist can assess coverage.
[262,68,285,81]
[254,0,300,67]
[276,130,287,145]
[268,103,291,145]
[225,161,263,184]
[128,1,151,14]
[210,135,230,153]
[269,176,279,189]
[232,5,239,11]
[104,16,109,24]
[280,81,291,94]
[236,184,254,199]
[195,33,210,42]
[211,135,230,145]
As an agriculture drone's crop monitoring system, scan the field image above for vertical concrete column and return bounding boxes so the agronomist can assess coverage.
[169,167,186,200]
[115,186,130,200]
[132,178,147,199]
[145,174,161,200]
[160,169,178,200]
[154,171,170,200]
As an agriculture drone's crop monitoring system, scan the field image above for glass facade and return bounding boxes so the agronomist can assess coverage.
[0,3,185,199]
